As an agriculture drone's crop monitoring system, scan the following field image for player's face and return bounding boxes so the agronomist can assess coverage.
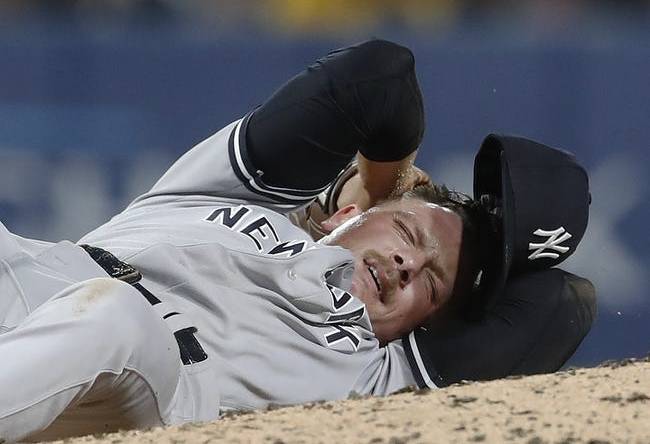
[321,198,464,345]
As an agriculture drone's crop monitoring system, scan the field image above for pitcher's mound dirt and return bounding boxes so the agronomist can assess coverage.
[52,358,650,444]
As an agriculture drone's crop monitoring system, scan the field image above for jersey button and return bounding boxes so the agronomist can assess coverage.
[287,269,297,280]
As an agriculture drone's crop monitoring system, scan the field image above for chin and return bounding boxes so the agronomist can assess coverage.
[350,282,369,305]
[372,328,395,347]
[351,278,380,307]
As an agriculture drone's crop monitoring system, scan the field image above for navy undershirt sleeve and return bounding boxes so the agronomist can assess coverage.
[246,39,425,191]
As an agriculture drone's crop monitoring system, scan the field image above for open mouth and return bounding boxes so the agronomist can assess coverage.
[367,265,381,292]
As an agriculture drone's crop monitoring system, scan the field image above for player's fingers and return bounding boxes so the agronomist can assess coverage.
[411,166,433,188]
[398,165,432,193]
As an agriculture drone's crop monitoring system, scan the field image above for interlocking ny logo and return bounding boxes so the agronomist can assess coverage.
[528,227,572,260]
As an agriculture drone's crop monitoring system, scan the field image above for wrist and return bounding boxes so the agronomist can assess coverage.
[336,172,372,211]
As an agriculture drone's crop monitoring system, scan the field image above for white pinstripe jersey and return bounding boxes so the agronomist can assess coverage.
[79,114,417,415]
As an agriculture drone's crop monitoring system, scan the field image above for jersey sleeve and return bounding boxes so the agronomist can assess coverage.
[368,340,421,396]
[130,39,425,214]
[130,115,320,214]
[402,269,596,388]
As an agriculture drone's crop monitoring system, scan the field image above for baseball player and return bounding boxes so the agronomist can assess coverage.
[0,39,595,442]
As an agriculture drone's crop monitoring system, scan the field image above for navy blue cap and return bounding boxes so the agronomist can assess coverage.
[473,134,590,309]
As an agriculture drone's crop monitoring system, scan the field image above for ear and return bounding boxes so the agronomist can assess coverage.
[320,204,362,234]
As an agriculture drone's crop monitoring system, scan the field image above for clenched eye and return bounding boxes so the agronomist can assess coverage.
[393,215,415,245]
[426,271,437,304]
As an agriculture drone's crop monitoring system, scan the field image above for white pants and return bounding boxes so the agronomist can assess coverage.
[0,278,183,442]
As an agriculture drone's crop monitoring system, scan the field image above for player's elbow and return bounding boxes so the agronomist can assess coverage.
[355,39,416,76]
[323,39,416,81]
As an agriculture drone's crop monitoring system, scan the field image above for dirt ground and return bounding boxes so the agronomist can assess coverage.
[51,358,649,444]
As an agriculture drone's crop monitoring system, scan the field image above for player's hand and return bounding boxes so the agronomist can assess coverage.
[289,153,433,241]
[336,162,432,211]
[392,164,433,198]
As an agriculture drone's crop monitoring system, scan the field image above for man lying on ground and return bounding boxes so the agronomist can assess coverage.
[0,39,595,442]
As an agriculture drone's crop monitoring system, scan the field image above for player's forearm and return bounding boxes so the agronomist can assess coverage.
[336,151,418,210]
[312,38,428,208]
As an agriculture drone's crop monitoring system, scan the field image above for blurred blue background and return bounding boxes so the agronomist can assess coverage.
[1,0,648,367]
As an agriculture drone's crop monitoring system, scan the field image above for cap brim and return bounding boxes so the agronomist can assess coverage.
[473,136,515,311]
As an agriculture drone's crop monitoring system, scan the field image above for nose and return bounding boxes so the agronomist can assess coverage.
[391,249,427,286]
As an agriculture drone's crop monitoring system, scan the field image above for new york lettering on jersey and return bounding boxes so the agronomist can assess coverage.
[205,204,308,258]
[204,202,371,351]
